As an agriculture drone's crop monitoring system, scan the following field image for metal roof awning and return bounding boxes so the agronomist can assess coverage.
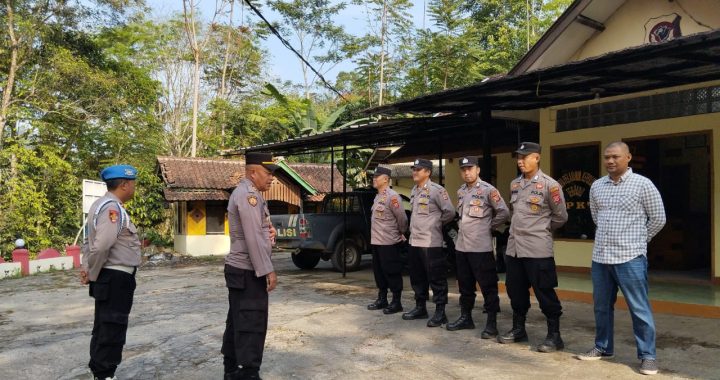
[230,115,537,157]
[366,29,720,115]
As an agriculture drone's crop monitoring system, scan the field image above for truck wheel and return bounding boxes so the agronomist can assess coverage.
[331,239,362,272]
[291,250,321,270]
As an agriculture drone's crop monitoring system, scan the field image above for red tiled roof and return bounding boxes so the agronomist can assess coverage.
[287,163,343,193]
[163,189,230,201]
[157,156,245,189]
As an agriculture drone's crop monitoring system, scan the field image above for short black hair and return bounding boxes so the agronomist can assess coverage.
[105,178,128,191]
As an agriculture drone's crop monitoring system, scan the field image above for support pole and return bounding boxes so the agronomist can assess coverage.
[438,136,444,186]
[481,109,493,183]
[342,141,348,278]
[331,146,335,194]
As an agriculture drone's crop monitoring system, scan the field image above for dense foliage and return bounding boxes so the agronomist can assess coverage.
[0,0,570,259]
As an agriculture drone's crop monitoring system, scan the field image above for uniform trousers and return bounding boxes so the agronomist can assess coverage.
[371,243,404,295]
[221,264,269,373]
[455,251,500,313]
[89,268,136,378]
[408,246,448,305]
[504,255,562,318]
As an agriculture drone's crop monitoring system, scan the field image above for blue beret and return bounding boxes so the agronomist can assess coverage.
[101,164,138,181]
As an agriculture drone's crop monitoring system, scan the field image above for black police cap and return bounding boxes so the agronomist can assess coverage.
[246,152,279,172]
[515,142,542,155]
[411,158,433,170]
[459,156,479,168]
[373,166,392,177]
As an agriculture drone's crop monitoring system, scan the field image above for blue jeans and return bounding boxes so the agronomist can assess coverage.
[591,255,656,360]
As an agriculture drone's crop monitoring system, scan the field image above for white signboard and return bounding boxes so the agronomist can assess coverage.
[82,179,107,214]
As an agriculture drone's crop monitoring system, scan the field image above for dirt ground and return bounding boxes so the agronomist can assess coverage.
[1,251,719,380]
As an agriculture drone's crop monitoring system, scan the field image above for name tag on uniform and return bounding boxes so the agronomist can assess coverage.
[468,206,484,217]
[375,205,385,218]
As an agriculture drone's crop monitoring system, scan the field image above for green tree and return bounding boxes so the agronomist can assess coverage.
[345,0,414,106]
[462,0,572,74]
[125,167,166,241]
[0,144,80,260]
[400,0,483,97]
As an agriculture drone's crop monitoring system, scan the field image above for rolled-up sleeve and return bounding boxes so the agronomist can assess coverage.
[589,183,599,226]
[488,189,510,230]
[548,183,569,231]
[390,195,408,235]
[237,194,274,277]
[437,189,456,224]
[87,205,120,273]
[642,180,666,241]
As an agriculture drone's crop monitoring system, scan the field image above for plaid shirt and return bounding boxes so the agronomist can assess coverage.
[589,168,666,264]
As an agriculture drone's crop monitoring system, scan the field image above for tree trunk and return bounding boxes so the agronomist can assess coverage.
[183,0,201,157]
[378,0,388,107]
[190,55,200,157]
[219,0,235,150]
[0,1,20,151]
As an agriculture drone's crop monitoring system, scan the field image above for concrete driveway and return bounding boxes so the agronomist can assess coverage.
[1,252,718,379]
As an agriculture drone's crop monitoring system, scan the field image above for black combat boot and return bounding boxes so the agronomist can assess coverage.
[497,313,528,344]
[537,317,564,352]
[223,357,238,380]
[367,291,389,310]
[427,304,448,327]
[480,312,499,339]
[446,307,474,331]
[383,292,403,314]
[402,300,428,320]
[238,367,262,380]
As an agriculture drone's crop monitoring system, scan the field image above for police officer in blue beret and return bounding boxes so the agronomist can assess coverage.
[80,164,141,380]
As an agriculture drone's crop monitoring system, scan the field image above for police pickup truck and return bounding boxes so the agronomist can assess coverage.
[271,189,458,272]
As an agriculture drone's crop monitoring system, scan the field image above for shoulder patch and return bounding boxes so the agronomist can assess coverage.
[440,189,449,200]
[391,196,400,209]
[247,195,258,207]
[490,190,501,203]
[550,185,562,204]
[108,209,119,223]
[512,183,520,190]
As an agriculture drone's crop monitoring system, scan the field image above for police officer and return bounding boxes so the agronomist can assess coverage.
[222,152,279,380]
[402,158,456,327]
[498,142,568,353]
[80,164,141,380]
[447,157,510,339]
[367,166,408,314]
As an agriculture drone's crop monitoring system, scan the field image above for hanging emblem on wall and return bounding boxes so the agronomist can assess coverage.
[646,14,682,43]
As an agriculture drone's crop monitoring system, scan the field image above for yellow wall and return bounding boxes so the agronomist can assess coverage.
[187,201,206,236]
[540,80,720,278]
[573,0,720,61]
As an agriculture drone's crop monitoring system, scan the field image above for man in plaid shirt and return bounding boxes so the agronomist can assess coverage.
[577,142,666,376]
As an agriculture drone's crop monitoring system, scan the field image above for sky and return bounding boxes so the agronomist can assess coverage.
[145,1,428,87]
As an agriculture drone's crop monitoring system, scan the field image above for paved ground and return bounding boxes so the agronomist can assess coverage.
[1,252,719,380]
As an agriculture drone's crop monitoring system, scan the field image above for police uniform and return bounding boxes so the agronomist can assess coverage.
[499,142,568,353]
[222,152,278,380]
[402,158,456,327]
[447,157,510,337]
[81,165,141,380]
[367,166,408,314]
